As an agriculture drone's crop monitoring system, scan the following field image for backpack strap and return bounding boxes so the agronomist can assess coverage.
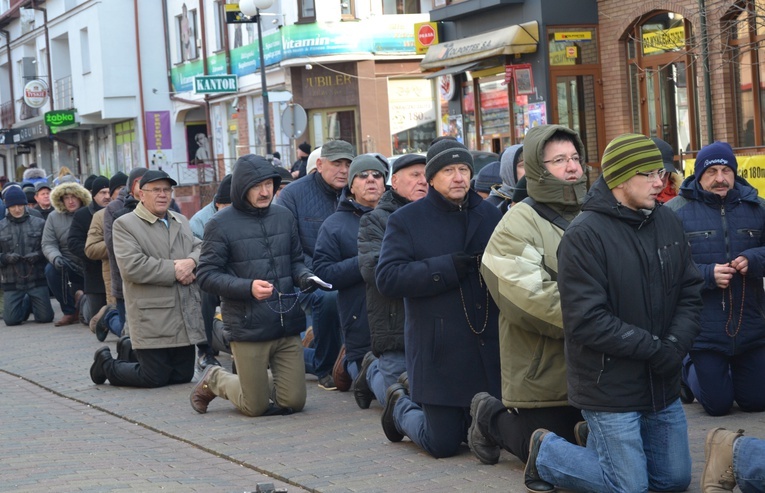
[522,197,570,231]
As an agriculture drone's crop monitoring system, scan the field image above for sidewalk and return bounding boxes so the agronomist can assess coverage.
[1,317,763,492]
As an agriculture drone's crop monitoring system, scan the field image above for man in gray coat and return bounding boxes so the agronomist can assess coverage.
[90,170,205,388]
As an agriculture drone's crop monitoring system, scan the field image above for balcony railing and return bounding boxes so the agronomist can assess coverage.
[17,98,39,120]
[0,100,14,128]
[54,75,74,109]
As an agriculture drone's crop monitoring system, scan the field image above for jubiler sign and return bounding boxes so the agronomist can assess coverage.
[194,75,238,94]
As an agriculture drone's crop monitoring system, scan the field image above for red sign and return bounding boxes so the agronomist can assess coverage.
[417,24,436,47]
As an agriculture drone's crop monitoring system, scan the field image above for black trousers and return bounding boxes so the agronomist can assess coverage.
[478,398,582,463]
[104,345,195,388]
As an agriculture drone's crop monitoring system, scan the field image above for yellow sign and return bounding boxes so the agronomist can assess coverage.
[414,22,439,55]
[554,32,592,41]
[642,26,685,55]
[549,46,575,66]
[683,154,765,198]
[566,46,578,58]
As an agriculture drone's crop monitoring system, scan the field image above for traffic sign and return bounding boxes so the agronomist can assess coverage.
[281,104,307,140]
[194,75,238,94]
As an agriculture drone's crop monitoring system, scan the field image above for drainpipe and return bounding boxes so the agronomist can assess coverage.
[29,0,54,111]
[1,28,15,126]
[698,0,714,143]
[134,0,149,169]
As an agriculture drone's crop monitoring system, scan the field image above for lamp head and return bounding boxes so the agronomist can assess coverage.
[240,0,273,16]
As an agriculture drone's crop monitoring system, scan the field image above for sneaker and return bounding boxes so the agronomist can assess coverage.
[468,392,500,465]
[197,353,221,372]
[701,427,743,492]
[574,421,588,447]
[352,351,377,409]
[381,383,406,442]
[318,374,337,391]
[524,429,555,492]
[680,380,695,404]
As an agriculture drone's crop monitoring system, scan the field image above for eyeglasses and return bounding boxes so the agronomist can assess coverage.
[543,155,581,167]
[142,187,173,195]
[635,169,667,182]
[357,170,384,180]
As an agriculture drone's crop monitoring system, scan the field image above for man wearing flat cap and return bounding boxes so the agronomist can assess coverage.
[376,139,502,458]
[33,181,54,220]
[90,170,205,388]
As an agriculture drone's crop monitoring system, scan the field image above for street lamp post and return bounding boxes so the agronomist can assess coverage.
[239,0,274,157]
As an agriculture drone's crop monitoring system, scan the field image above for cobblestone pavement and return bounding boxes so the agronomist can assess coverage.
[1,318,763,492]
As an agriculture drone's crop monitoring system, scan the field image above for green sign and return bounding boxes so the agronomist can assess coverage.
[194,75,238,94]
[44,110,76,127]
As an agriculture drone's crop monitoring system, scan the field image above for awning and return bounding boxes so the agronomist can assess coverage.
[420,21,539,70]
[424,62,479,79]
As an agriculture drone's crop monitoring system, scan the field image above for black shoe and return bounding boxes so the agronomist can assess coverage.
[381,383,406,442]
[352,351,377,409]
[90,346,112,385]
[680,380,695,404]
[196,353,221,372]
[95,306,114,343]
[397,371,409,393]
[525,429,555,492]
[574,421,588,447]
[468,392,500,465]
[116,335,134,362]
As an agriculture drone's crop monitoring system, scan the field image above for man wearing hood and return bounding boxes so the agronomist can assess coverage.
[486,144,524,213]
[191,155,320,417]
[524,134,703,493]
[666,142,765,417]
[42,181,92,326]
[468,125,587,468]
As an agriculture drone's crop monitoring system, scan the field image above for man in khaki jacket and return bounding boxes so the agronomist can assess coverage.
[89,170,205,388]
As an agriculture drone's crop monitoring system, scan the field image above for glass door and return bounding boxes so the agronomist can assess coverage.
[643,56,692,154]
[550,70,604,165]
[308,107,358,149]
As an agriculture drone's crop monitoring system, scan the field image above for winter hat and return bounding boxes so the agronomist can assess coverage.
[4,186,28,207]
[694,141,738,180]
[275,166,294,186]
[23,167,46,181]
[650,138,677,173]
[321,140,356,162]
[392,154,426,174]
[109,172,128,197]
[214,174,233,204]
[348,154,388,186]
[90,175,110,196]
[512,176,528,203]
[139,170,177,189]
[473,161,501,193]
[601,134,662,189]
[127,167,149,193]
[425,139,473,181]
[298,142,312,155]
[306,147,322,174]
[35,181,52,193]
[83,174,98,192]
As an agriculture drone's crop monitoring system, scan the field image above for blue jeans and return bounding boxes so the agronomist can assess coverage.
[736,437,765,493]
[45,263,84,315]
[393,395,469,458]
[3,286,54,325]
[302,290,341,378]
[684,347,765,416]
[103,308,123,337]
[368,351,406,406]
[116,298,126,328]
[536,399,691,493]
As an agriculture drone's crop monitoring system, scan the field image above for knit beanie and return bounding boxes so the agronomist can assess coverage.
[109,172,128,197]
[650,138,677,173]
[601,134,662,189]
[694,141,737,180]
[425,140,473,181]
[392,153,426,174]
[83,174,98,192]
[215,174,233,204]
[473,161,501,193]
[90,175,110,196]
[4,186,28,207]
[127,168,149,193]
[348,154,388,185]
[298,142,311,155]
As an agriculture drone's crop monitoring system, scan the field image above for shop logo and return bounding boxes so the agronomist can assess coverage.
[417,24,435,47]
[23,79,49,108]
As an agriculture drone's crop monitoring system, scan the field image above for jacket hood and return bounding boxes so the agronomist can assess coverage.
[678,173,760,206]
[582,175,654,228]
[23,168,47,180]
[522,125,587,219]
[50,182,92,213]
[231,155,281,212]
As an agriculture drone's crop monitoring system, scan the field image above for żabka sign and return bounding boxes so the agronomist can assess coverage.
[45,110,76,128]
[23,79,49,109]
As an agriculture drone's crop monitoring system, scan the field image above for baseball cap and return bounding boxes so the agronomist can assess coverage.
[321,140,356,162]
[139,170,178,189]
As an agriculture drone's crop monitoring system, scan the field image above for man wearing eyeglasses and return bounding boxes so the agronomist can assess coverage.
[89,170,205,389]
[523,134,703,493]
[666,142,765,420]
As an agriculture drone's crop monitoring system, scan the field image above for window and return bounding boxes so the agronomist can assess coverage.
[726,1,765,147]
[298,0,315,22]
[213,1,225,52]
[80,28,91,74]
[382,0,420,15]
[176,4,198,62]
[341,0,355,19]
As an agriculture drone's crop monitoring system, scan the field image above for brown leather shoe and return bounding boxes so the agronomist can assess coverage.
[332,345,352,392]
[54,313,79,327]
[190,365,218,414]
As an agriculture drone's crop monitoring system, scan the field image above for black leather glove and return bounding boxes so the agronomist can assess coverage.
[53,256,66,270]
[23,252,41,264]
[298,275,319,294]
[1,253,22,265]
[649,336,684,377]
[452,253,473,279]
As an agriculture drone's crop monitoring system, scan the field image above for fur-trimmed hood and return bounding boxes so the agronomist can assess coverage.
[23,168,47,181]
[50,182,92,213]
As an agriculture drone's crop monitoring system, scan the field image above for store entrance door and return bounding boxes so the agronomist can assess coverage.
[642,54,694,154]
[550,68,605,167]
[307,107,358,149]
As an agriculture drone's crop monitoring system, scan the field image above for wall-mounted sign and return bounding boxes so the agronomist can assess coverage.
[44,110,76,128]
[554,32,592,42]
[415,22,438,55]
[440,74,456,101]
[642,25,685,56]
[224,3,248,23]
[23,79,49,108]
[194,75,238,94]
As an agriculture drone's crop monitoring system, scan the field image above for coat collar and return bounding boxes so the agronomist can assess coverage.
[134,201,176,225]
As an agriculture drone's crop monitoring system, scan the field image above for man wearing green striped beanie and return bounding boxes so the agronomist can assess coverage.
[601,133,665,190]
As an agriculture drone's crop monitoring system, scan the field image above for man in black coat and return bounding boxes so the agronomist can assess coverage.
[192,155,322,417]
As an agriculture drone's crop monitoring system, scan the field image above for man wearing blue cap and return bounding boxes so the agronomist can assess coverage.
[666,141,765,417]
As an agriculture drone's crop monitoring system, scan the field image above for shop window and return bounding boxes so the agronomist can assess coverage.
[625,12,698,156]
[115,120,137,173]
[726,1,765,147]
[461,81,475,150]
[389,79,436,154]
[382,0,420,15]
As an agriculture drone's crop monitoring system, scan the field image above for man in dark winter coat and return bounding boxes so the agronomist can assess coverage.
[314,154,386,389]
[353,153,427,409]
[376,139,502,458]
[526,134,703,493]
[192,155,320,416]
[33,181,54,220]
[68,175,111,324]
[275,139,356,390]
[291,141,311,179]
[666,141,765,417]
[0,187,54,325]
